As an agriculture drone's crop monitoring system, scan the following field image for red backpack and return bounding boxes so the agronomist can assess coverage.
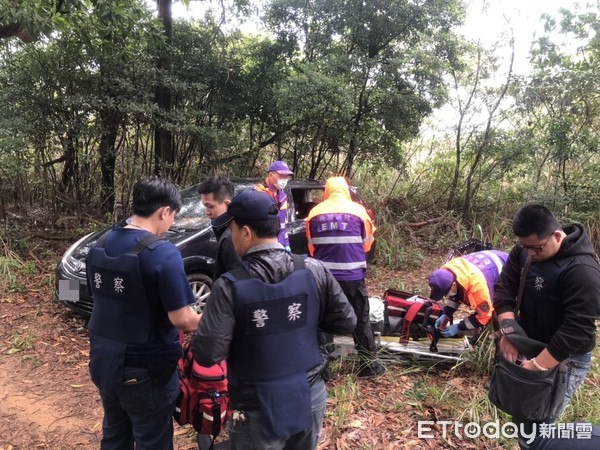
[173,336,230,441]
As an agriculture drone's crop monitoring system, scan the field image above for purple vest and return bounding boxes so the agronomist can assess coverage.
[308,212,367,281]
[462,250,508,300]
[274,188,289,247]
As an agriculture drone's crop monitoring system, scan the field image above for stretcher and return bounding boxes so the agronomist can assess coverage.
[333,289,475,362]
[333,334,473,362]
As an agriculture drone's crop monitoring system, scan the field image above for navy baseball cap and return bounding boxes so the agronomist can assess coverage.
[211,189,279,228]
[428,268,455,300]
[268,160,294,175]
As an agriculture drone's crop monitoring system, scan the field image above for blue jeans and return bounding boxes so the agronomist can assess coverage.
[98,366,180,450]
[515,352,593,450]
[554,353,592,419]
[228,378,327,450]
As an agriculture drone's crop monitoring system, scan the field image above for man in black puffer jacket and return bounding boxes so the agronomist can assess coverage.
[493,204,600,449]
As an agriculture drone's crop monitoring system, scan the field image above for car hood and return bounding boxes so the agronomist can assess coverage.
[64,221,213,267]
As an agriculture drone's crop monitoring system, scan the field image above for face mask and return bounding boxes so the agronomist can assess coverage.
[277,179,288,189]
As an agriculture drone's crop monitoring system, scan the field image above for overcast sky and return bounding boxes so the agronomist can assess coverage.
[461,0,586,75]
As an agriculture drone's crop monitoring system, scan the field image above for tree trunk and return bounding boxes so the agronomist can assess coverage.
[98,107,120,216]
[447,49,482,211]
[0,175,6,222]
[154,0,174,178]
[60,131,77,194]
[461,38,514,222]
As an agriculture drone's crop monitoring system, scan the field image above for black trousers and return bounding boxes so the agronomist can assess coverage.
[338,280,378,361]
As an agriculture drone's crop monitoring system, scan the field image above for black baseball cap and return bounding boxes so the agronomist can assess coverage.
[211,189,279,228]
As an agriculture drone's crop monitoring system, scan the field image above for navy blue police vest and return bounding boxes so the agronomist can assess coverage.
[223,255,322,438]
[223,255,322,382]
[87,232,167,344]
[518,251,574,344]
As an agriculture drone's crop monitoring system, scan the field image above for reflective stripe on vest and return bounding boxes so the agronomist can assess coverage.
[309,236,363,245]
[320,260,367,270]
[479,250,505,274]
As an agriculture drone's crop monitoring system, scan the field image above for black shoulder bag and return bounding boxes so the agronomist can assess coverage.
[488,257,569,421]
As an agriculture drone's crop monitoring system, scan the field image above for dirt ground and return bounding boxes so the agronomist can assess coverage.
[0,235,466,450]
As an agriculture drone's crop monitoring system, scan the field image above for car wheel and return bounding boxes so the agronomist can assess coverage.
[187,272,212,313]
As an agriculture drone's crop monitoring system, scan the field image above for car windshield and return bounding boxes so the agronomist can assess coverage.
[172,185,211,230]
[173,181,258,230]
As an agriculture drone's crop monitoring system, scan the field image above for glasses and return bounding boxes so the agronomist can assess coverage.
[517,232,556,253]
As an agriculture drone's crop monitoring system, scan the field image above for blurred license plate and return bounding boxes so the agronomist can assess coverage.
[58,279,80,302]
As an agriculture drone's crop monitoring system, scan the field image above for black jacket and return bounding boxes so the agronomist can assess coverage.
[191,244,357,408]
[212,224,241,281]
[494,224,600,361]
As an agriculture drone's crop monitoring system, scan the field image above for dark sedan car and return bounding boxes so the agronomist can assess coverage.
[55,178,374,317]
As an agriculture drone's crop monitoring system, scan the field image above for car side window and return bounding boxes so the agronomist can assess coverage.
[291,188,324,219]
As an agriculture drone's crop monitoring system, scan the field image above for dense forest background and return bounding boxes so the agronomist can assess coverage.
[1,0,599,267]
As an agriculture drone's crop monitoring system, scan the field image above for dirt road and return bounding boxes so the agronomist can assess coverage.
[0,264,198,449]
[0,283,104,449]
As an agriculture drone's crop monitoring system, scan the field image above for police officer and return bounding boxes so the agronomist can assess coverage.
[493,204,600,449]
[428,250,508,337]
[86,177,200,450]
[191,189,356,450]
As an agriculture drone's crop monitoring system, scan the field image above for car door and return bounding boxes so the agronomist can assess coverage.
[286,184,325,255]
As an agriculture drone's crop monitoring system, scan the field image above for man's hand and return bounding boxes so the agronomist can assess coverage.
[498,335,520,363]
[441,323,460,337]
[520,359,539,371]
[169,306,201,332]
[434,314,450,330]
